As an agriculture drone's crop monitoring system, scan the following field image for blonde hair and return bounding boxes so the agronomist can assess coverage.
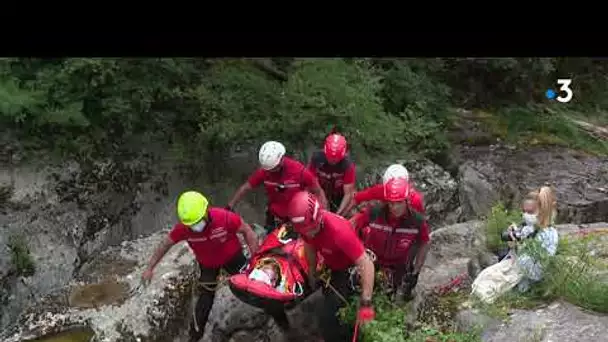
[536,186,557,228]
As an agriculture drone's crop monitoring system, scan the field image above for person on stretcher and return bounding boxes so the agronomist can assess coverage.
[248,259,288,293]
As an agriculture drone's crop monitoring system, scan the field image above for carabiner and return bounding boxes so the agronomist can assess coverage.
[293,282,304,296]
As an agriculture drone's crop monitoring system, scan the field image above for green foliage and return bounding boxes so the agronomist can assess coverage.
[484,203,522,253]
[539,235,608,313]
[338,277,480,342]
[2,57,608,163]
[281,59,408,163]
[376,60,451,159]
[7,233,35,277]
[340,293,409,342]
[486,106,608,155]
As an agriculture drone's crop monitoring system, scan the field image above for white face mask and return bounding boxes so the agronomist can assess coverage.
[523,213,538,226]
[249,268,273,286]
[190,220,207,233]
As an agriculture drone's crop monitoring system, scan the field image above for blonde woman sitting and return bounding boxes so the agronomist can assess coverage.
[471,186,559,304]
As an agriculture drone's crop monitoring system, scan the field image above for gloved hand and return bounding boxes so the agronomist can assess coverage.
[357,299,375,323]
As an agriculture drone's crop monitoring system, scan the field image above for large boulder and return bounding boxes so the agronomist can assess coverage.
[458,145,608,223]
[467,301,608,342]
[360,158,460,227]
[1,231,197,342]
[410,221,487,322]
[202,285,324,342]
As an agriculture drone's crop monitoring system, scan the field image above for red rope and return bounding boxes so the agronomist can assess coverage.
[433,271,469,295]
[352,320,359,342]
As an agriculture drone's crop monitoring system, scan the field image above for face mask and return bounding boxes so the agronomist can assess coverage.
[523,213,537,226]
[190,220,207,233]
[249,268,273,286]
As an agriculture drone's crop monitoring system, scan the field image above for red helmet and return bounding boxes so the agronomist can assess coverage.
[384,178,410,202]
[324,133,347,164]
[287,191,323,233]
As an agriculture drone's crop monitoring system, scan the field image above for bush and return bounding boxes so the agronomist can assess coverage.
[484,203,522,253]
[539,234,608,313]
[7,233,35,277]
[3,57,608,164]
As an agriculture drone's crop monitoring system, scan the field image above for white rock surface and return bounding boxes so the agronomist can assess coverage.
[2,231,197,342]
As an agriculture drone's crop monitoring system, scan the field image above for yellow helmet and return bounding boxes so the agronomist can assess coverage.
[177,191,209,225]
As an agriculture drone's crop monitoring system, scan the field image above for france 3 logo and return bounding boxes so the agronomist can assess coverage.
[545,79,573,103]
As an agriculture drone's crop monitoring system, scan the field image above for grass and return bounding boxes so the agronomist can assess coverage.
[339,278,482,342]
[466,106,608,156]
[7,233,36,277]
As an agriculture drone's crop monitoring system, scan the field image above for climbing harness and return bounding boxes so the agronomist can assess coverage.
[191,268,231,332]
[292,282,304,296]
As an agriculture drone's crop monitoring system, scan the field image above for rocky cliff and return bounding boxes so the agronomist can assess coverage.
[1,140,607,341]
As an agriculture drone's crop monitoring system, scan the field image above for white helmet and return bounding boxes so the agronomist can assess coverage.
[383,164,409,184]
[259,141,286,170]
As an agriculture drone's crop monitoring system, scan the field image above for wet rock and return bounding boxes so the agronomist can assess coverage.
[0,154,177,331]
[458,146,608,223]
[68,280,131,309]
[484,301,608,342]
[1,231,197,342]
[0,188,83,330]
[360,158,459,227]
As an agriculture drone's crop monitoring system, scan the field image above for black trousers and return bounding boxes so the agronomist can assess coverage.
[191,252,247,341]
[327,193,344,213]
[319,269,357,342]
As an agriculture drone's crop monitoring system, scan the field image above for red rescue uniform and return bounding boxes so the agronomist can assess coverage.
[354,183,426,214]
[307,151,356,203]
[302,211,365,271]
[169,207,243,268]
[352,203,430,267]
[248,157,319,219]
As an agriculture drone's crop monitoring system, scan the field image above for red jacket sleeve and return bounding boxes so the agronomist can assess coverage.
[225,210,244,233]
[343,163,356,185]
[339,224,366,264]
[168,223,189,243]
[351,206,371,232]
[247,169,265,188]
[354,184,384,204]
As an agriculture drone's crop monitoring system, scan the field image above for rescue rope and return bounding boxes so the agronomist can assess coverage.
[433,271,469,295]
[197,271,231,293]
[192,269,231,332]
